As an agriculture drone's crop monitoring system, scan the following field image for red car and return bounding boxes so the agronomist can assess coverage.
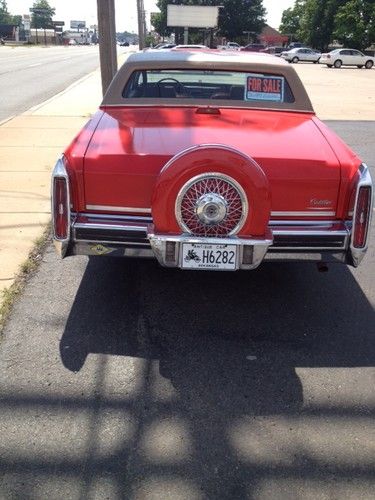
[52,51,373,271]
[240,43,266,52]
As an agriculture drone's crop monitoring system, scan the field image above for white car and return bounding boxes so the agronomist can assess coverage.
[174,44,209,50]
[280,47,321,63]
[217,42,241,51]
[320,48,374,69]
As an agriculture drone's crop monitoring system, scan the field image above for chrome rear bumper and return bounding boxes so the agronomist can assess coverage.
[56,212,360,268]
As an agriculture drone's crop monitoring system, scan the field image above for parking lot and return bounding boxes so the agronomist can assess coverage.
[291,62,375,120]
[0,59,374,500]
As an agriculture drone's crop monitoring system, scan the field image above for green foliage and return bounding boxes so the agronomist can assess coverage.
[153,0,266,42]
[333,0,375,49]
[11,14,22,26]
[31,0,55,29]
[279,1,306,37]
[0,0,12,24]
[219,0,266,40]
[280,0,374,50]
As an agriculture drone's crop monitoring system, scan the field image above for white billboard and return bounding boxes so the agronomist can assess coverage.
[70,20,86,29]
[167,5,219,28]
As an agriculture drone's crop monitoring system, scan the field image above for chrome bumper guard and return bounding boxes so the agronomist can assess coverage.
[148,228,273,270]
[59,213,357,268]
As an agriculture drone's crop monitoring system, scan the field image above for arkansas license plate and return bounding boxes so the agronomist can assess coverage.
[181,243,237,270]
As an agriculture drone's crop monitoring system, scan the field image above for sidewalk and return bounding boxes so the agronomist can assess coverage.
[0,53,129,302]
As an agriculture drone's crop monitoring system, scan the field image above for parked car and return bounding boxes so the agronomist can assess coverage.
[119,41,129,47]
[52,51,373,271]
[261,46,284,56]
[320,48,374,68]
[287,42,303,49]
[217,42,241,51]
[174,44,209,50]
[280,47,321,63]
[145,43,177,51]
[240,43,266,52]
[155,43,176,50]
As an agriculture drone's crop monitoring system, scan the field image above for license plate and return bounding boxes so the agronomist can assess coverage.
[181,243,237,270]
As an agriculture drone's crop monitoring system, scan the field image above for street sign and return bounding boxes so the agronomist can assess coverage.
[29,8,49,14]
[52,21,65,27]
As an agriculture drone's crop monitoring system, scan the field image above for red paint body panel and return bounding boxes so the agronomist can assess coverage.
[64,106,361,221]
[64,111,104,211]
[311,117,361,218]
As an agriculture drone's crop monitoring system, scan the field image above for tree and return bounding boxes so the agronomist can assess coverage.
[152,0,266,42]
[0,0,12,24]
[31,0,55,29]
[11,15,22,26]
[279,0,306,38]
[333,0,375,50]
[279,0,358,50]
[219,0,266,40]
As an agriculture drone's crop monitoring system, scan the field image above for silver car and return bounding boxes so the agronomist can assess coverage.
[320,48,374,69]
[281,47,321,64]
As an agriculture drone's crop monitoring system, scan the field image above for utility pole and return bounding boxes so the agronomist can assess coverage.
[97,0,118,96]
[137,0,145,49]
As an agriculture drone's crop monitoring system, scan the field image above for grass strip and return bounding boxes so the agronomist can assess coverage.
[0,223,51,335]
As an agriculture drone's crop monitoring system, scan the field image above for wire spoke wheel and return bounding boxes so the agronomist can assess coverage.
[176,173,248,237]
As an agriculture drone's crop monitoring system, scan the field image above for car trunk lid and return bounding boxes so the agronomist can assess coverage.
[83,107,341,219]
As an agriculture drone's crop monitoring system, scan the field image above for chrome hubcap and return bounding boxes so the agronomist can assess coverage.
[196,193,228,225]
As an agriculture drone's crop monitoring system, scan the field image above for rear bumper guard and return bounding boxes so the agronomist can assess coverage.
[58,213,356,268]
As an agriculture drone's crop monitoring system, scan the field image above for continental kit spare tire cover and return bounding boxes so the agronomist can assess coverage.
[151,144,271,237]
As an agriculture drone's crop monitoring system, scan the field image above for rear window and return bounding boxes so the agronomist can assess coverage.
[122,69,295,103]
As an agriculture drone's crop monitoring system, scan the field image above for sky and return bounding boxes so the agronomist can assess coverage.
[7,0,295,33]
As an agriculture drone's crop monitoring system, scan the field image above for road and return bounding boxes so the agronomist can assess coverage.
[0,120,374,498]
[0,45,126,122]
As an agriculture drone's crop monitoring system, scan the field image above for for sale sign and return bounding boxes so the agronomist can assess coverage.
[245,74,285,102]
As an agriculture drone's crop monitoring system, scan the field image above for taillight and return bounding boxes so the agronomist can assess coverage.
[53,177,69,239]
[52,156,70,242]
[353,186,371,248]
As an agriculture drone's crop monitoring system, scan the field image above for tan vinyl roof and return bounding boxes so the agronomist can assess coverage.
[102,50,314,113]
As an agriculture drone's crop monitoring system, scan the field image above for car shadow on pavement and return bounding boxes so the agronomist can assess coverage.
[57,256,375,498]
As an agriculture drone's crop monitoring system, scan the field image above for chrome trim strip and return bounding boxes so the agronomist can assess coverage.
[74,239,150,246]
[86,204,152,214]
[264,252,346,263]
[270,220,339,226]
[76,212,153,223]
[74,223,148,232]
[84,208,337,218]
[271,211,336,217]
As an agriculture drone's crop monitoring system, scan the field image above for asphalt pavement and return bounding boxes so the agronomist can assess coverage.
[0,45,124,122]
[0,122,374,499]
